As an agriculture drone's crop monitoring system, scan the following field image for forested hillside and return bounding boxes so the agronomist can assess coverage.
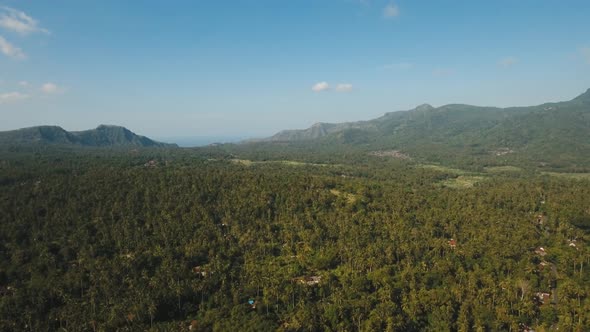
[0,125,176,148]
[0,147,588,331]
[252,89,590,171]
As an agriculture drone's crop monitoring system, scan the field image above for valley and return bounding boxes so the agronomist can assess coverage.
[3,2,590,331]
[0,146,588,331]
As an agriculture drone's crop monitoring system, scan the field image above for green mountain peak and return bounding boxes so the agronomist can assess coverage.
[414,103,435,112]
[572,88,590,101]
[0,125,176,147]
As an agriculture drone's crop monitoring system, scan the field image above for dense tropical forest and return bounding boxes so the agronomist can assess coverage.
[0,146,588,331]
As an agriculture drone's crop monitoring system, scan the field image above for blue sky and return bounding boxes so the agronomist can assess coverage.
[1,0,590,139]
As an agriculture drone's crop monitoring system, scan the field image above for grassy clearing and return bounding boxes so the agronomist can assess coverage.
[329,189,358,204]
[541,172,590,180]
[439,176,486,189]
[484,166,523,173]
[419,164,469,175]
[230,159,332,167]
[278,160,330,167]
[230,159,255,166]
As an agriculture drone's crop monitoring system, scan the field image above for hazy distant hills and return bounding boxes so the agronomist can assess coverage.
[0,125,176,148]
[258,88,590,169]
[3,89,589,169]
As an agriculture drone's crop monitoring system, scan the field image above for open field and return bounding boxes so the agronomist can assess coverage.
[230,159,332,167]
[542,172,590,180]
[329,189,358,204]
[484,166,524,173]
[418,164,469,175]
[439,175,487,189]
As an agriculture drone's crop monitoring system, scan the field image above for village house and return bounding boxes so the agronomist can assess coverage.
[294,275,322,286]
[192,266,208,277]
[538,261,549,271]
[534,247,547,256]
[534,292,551,305]
[368,150,411,160]
[448,238,457,249]
[492,148,514,156]
[519,323,535,332]
[0,286,15,297]
[248,299,257,309]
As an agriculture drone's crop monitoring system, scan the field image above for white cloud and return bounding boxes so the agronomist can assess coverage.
[0,91,28,104]
[0,7,49,35]
[581,47,590,64]
[499,56,518,67]
[383,3,399,18]
[0,35,25,59]
[382,62,413,70]
[18,81,29,87]
[312,81,330,92]
[335,83,353,92]
[41,82,63,94]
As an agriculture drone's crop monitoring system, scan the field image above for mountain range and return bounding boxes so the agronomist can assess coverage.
[2,89,589,170]
[0,125,176,148]
[253,88,590,170]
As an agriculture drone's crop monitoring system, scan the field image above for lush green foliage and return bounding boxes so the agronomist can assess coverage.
[0,125,176,148]
[0,147,588,331]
